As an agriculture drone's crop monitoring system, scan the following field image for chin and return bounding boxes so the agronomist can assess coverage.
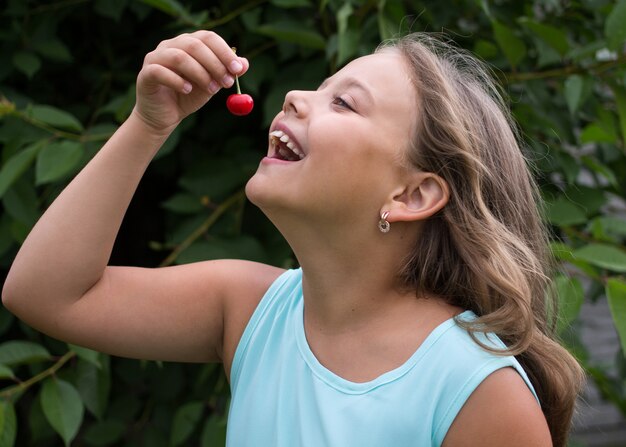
[245,174,264,206]
[245,173,281,212]
[245,173,306,225]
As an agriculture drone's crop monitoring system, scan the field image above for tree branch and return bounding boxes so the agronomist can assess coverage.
[159,189,247,267]
[0,351,76,402]
[200,0,269,30]
[499,54,626,84]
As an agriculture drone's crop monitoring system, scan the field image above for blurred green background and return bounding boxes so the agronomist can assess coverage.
[1,0,626,445]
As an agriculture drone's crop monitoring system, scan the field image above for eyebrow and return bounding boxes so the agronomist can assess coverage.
[318,76,375,105]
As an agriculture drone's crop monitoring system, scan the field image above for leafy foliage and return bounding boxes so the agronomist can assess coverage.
[1,0,626,445]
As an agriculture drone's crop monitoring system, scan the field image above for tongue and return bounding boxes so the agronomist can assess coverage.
[278,143,299,161]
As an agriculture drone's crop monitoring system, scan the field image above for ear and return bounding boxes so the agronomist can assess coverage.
[383,172,449,223]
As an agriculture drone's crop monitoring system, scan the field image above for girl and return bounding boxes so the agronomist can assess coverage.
[2,31,584,446]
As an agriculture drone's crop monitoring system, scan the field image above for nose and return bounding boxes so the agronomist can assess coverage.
[283,90,310,117]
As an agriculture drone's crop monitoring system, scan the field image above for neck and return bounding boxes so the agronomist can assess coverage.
[277,215,423,333]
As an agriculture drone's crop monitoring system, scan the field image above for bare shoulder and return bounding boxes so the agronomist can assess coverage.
[442,367,552,447]
[219,260,285,377]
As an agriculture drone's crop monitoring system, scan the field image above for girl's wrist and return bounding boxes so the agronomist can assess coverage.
[116,110,177,161]
[127,107,179,142]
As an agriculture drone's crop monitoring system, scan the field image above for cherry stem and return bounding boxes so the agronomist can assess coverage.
[234,75,242,95]
[230,47,242,94]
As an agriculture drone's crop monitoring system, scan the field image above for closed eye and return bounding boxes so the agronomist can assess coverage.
[332,96,354,111]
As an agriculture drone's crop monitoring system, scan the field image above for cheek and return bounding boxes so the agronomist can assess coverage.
[304,145,396,204]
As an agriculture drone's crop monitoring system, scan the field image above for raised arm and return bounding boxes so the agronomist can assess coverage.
[1,31,281,370]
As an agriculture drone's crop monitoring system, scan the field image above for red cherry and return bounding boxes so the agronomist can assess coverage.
[227,93,254,116]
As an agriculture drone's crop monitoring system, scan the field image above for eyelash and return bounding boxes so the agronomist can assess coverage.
[332,96,354,111]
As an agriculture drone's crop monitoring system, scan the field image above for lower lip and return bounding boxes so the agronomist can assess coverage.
[260,157,300,165]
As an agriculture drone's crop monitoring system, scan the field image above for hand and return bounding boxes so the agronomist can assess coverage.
[132,31,249,135]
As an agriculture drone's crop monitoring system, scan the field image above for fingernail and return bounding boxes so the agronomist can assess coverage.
[230,60,243,73]
[208,80,220,93]
[222,74,234,87]
[182,82,192,94]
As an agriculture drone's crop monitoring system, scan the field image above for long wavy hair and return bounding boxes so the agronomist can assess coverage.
[380,34,585,446]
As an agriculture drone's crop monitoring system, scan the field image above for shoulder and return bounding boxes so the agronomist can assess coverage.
[441,367,552,447]
[218,260,286,377]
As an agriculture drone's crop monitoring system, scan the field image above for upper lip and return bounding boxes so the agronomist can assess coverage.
[268,122,305,159]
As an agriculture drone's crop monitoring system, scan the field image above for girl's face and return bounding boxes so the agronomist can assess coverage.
[246,50,418,225]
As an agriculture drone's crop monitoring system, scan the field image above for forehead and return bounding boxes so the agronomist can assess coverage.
[334,52,414,100]
[331,52,416,120]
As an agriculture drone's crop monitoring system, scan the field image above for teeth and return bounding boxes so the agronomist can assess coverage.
[269,129,305,159]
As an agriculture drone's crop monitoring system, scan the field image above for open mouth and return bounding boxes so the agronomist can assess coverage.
[269,130,305,161]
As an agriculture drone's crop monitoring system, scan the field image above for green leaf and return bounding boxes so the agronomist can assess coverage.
[377,0,397,41]
[179,157,253,201]
[200,416,227,447]
[590,216,626,242]
[98,85,136,123]
[0,141,44,198]
[533,38,561,68]
[479,0,492,19]
[161,193,204,214]
[32,39,73,63]
[35,140,83,185]
[610,84,626,143]
[605,0,626,50]
[28,395,56,444]
[139,0,194,23]
[581,156,618,189]
[554,275,584,333]
[606,278,626,356]
[580,122,616,143]
[0,363,15,379]
[270,0,311,7]
[492,20,526,67]
[336,2,358,66]
[177,236,266,264]
[255,22,326,49]
[0,220,15,259]
[546,196,587,226]
[68,344,101,368]
[519,18,569,55]
[3,179,40,227]
[94,0,129,21]
[76,357,111,420]
[565,185,606,215]
[573,243,626,272]
[29,105,84,132]
[0,306,14,338]
[0,400,17,447]
[41,378,84,447]
[0,340,51,366]
[170,401,204,446]
[551,242,574,262]
[83,419,126,446]
[564,75,584,114]
[154,126,181,160]
[473,39,499,59]
[12,51,41,78]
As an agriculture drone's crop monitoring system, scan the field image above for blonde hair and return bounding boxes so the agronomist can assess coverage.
[380,34,585,446]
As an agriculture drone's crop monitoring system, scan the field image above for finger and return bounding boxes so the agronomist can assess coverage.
[160,33,236,87]
[239,57,250,75]
[139,64,193,95]
[146,47,221,93]
[192,30,247,76]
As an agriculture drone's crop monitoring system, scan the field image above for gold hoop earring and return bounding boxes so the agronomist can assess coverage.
[378,211,390,233]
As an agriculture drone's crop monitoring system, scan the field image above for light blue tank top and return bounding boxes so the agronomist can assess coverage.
[227,269,538,447]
